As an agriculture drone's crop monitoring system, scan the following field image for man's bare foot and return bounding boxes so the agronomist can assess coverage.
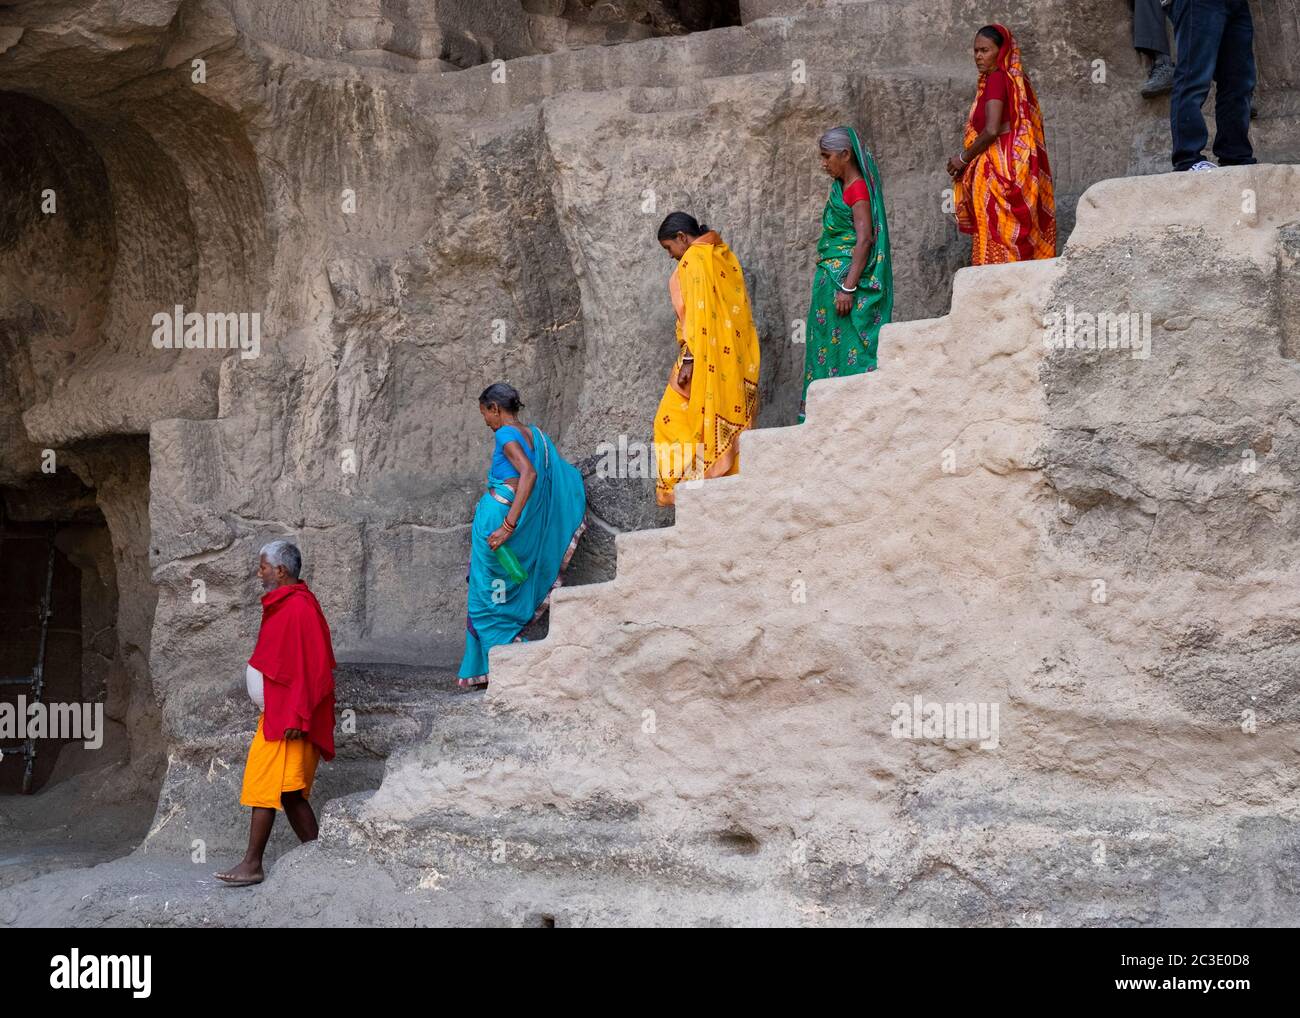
[214,861,264,886]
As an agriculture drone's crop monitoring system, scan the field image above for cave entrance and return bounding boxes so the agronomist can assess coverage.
[0,467,134,797]
[0,513,81,793]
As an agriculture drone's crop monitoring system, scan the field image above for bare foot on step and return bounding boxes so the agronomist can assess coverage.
[214,861,264,886]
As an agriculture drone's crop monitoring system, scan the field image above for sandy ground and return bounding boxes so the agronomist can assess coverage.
[0,767,154,890]
[0,664,469,927]
[0,841,811,927]
[0,845,439,927]
[0,772,455,927]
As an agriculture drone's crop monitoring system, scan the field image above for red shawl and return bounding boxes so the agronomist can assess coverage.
[248,582,337,760]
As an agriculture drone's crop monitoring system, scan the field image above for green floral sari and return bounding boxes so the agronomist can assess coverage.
[799,126,893,422]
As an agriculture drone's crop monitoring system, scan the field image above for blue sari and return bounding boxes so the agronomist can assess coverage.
[458,425,587,681]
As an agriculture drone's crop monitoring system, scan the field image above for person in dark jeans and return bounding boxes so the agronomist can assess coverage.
[1169,0,1256,171]
[1133,0,1175,97]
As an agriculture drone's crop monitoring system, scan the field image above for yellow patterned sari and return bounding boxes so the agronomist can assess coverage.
[653,232,760,505]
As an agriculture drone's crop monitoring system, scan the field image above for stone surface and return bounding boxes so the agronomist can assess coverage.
[346,165,1300,926]
[0,0,1298,925]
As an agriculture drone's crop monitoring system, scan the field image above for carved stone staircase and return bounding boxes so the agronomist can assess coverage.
[4,168,1298,927]
[312,165,1300,926]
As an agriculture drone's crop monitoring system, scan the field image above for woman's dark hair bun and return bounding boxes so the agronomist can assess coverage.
[479,382,523,413]
[657,211,706,241]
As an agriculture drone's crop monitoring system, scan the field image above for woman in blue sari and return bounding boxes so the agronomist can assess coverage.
[458,383,587,688]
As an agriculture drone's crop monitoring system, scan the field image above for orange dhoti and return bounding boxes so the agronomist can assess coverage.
[239,713,320,809]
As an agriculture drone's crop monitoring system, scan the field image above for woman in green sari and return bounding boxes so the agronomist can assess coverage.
[800,126,893,422]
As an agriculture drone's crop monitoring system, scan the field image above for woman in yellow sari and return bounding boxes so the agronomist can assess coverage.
[949,24,1056,265]
[652,213,761,507]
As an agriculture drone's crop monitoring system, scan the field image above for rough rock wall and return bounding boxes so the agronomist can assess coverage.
[345,166,1300,925]
[1,0,1298,863]
[226,0,740,71]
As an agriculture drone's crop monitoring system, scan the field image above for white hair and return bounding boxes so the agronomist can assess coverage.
[819,127,853,153]
[259,539,301,578]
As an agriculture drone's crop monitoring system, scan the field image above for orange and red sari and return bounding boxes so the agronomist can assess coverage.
[954,24,1056,265]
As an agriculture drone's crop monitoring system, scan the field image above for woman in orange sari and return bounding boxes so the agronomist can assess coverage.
[949,24,1056,265]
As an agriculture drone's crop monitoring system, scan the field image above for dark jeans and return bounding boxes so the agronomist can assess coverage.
[1170,0,1256,169]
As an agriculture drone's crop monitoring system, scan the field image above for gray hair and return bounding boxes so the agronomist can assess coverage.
[819,127,853,153]
[259,539,302,579]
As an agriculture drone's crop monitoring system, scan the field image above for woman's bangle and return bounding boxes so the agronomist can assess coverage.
[836,281,858,294]
[502,519,516,532]
[958,151,970,165]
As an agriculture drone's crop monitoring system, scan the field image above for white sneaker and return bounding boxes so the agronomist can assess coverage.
[1189,160,1218,172]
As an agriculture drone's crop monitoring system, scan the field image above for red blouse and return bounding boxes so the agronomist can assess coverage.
[972,69,1010,134]
[843,177,869,206]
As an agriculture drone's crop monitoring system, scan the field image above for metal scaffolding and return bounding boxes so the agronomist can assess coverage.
[0,507,59,794]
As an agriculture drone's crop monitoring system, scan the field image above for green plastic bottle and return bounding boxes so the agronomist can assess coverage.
[495,543,528,583]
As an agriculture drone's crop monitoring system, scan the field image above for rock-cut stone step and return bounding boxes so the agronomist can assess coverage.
[331,662,463,777]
